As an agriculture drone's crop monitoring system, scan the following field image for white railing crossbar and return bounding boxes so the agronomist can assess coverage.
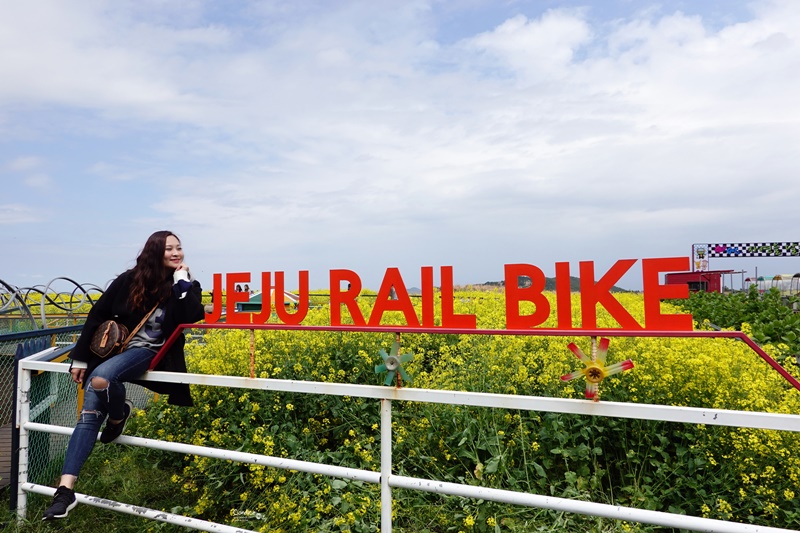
[22,482,257,533]
[20,360,800,432]
[23,421,381,484]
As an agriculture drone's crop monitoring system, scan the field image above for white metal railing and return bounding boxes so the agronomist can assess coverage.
[16,350,800,533]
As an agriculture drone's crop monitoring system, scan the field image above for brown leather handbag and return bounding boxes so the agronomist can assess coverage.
[89,320,130,358]
[89,304,158,359]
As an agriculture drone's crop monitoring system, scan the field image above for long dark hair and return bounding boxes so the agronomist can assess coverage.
[128,230,178,311]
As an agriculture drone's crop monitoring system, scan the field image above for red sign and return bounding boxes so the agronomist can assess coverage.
[203,256,692,331]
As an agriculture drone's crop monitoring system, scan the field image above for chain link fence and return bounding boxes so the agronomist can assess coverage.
[2,328,153,498]
[2,328,81,494]
[1,329,80,427]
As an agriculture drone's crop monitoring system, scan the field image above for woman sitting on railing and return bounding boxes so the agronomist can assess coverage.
[43,230,205,521]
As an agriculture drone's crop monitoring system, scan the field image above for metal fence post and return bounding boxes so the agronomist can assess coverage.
[7,345,21,512]
[380,398,392,533]
[8,338,45,512]
[15,347,32,520]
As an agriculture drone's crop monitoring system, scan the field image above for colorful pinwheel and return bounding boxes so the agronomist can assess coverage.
[560,337,634,401]
[375,340,414,387]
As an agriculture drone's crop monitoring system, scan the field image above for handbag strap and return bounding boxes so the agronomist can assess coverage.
[121,303,160,350]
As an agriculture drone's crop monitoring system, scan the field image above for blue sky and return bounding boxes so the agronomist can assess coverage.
[2,0,799,292]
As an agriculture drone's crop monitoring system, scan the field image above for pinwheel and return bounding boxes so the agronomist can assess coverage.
[560,337,634,401]
[375,340,414,387]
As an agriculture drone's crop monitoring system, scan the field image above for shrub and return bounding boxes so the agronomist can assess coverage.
[673,286,800,362]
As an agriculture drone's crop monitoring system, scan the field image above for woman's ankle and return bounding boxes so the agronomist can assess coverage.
[58,475,77,489]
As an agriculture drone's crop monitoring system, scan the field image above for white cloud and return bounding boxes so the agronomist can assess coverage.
[23,173,54,190]
[466,10,593,79]
[0,204,41,224]
[6,156,42,171]
[88,162,139,182]
[0,1,798,288]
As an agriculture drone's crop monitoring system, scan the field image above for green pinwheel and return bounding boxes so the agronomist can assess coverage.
[375,340,414,386]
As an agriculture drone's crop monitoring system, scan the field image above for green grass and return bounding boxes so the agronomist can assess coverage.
[1,443,193,532]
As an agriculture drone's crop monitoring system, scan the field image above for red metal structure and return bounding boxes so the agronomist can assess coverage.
[151,324,800,393]
[664,269,733,293]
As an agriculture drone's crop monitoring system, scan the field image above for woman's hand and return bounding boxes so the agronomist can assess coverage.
[175,263,191,278]
[70,367,85,384]
[173,263,193,299]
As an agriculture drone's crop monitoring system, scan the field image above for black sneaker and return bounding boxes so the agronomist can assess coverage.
[100,399,133,444]
[42,485,77,520]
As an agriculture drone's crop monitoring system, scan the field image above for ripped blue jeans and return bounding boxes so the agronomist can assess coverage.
[61,347,155,477]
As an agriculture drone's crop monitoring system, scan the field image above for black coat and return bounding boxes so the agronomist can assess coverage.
[71,270,205,406]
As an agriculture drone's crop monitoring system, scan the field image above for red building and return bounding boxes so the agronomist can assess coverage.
[664,270,734,293]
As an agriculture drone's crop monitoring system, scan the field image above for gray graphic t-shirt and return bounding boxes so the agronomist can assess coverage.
[127,307,166,352]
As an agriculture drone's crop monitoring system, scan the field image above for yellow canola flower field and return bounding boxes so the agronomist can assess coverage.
[133,290,800,531]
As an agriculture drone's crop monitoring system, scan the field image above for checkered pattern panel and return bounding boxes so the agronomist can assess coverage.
[701,242,800,258]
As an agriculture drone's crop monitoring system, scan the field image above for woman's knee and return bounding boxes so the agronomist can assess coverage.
[90,376,109,390]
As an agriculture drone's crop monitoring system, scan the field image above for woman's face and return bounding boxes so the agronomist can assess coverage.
[163,235,184,270]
